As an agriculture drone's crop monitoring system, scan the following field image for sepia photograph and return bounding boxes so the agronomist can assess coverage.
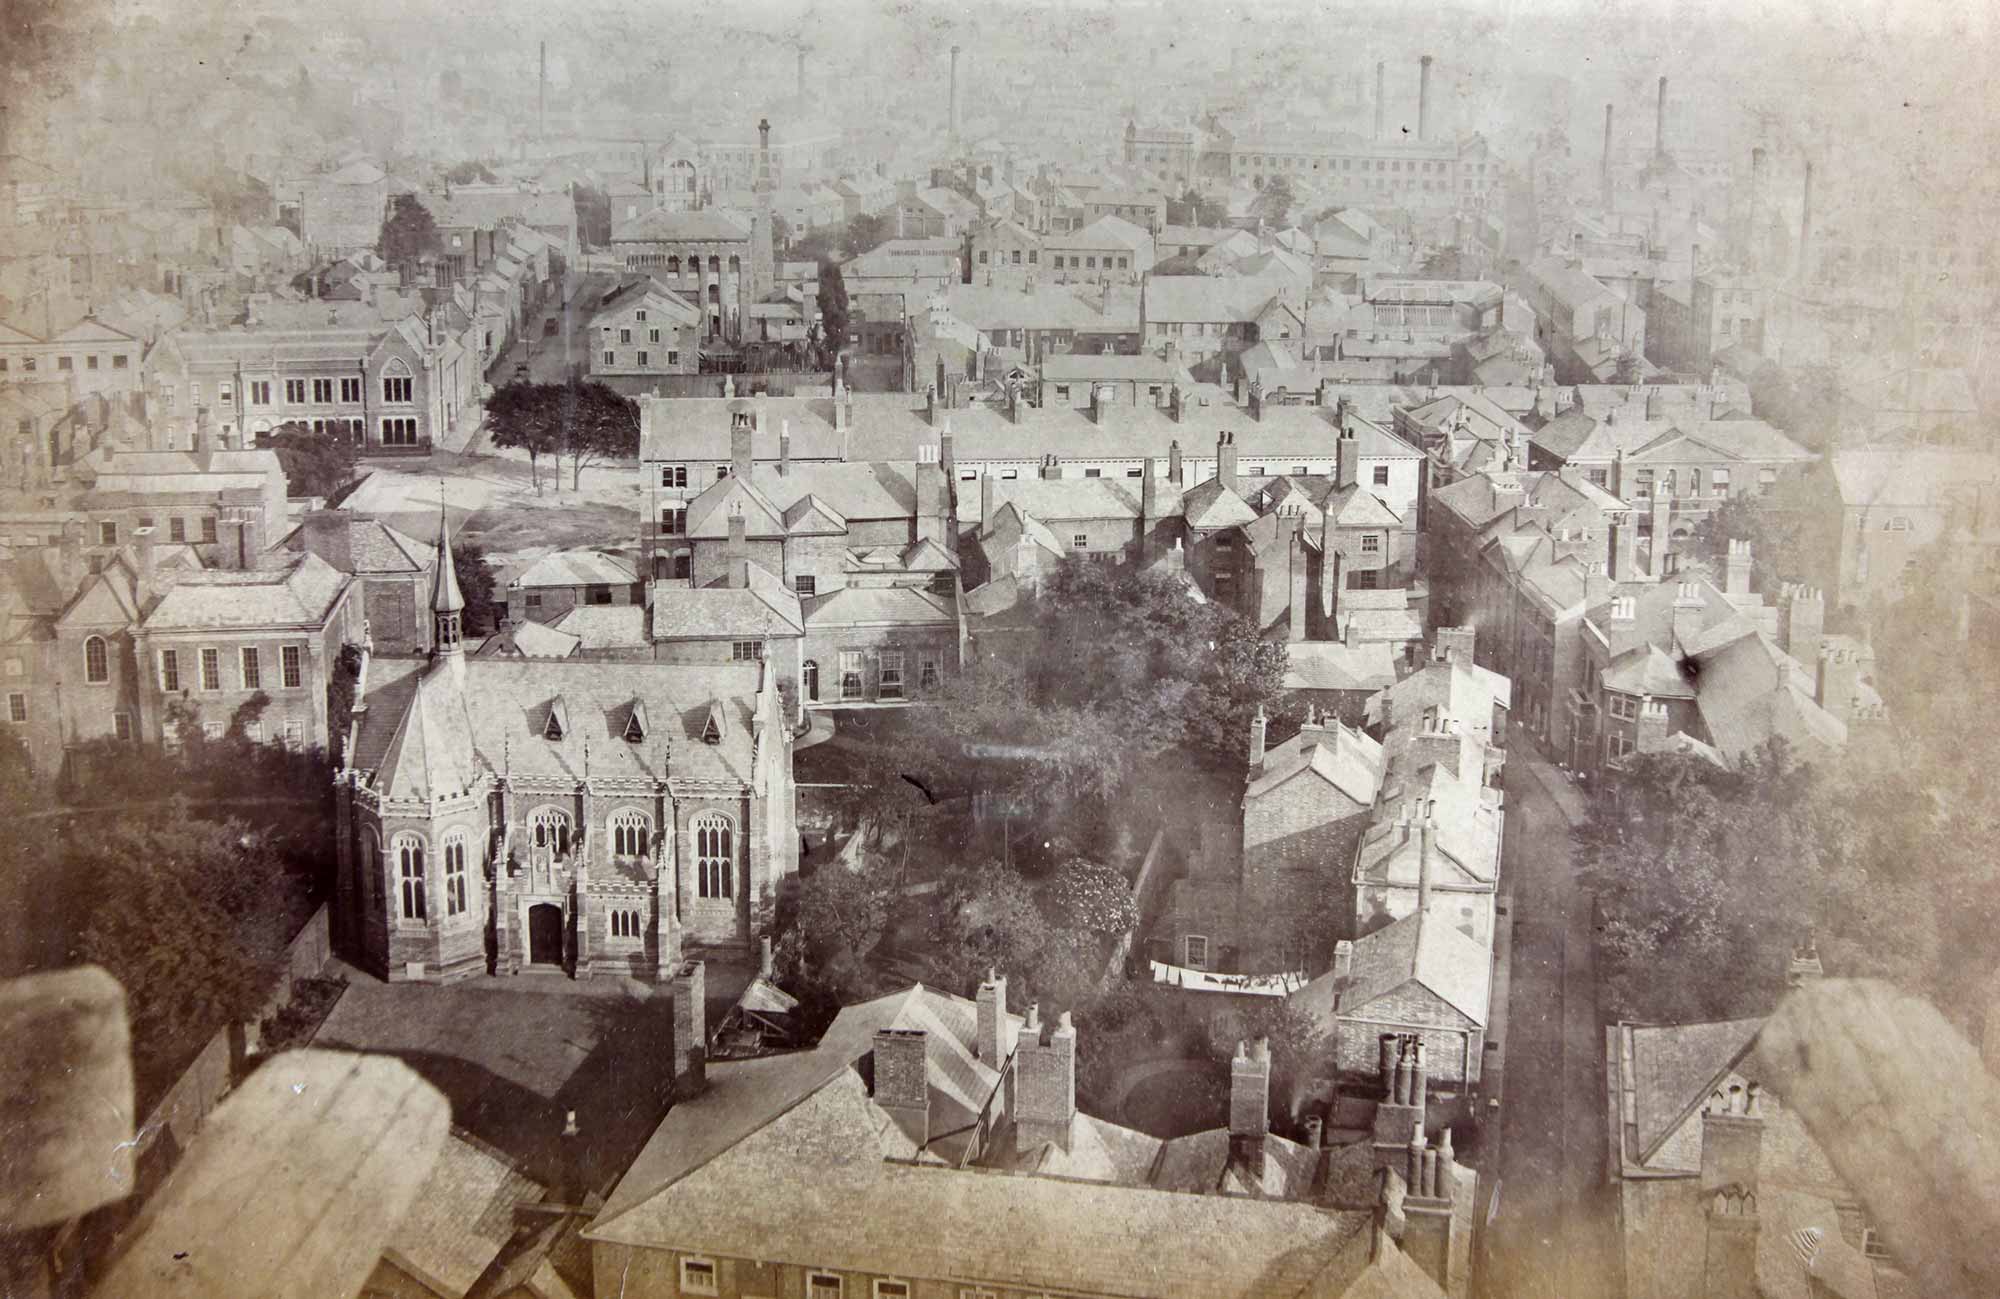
[0,0,1996,1294]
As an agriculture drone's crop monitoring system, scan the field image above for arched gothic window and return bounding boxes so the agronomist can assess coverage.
[610,810,650,859]
[694,813,733,898]
[394,834,427,921]
[530,807,571,855]
[84,635,109,684]
[442,831,469,917]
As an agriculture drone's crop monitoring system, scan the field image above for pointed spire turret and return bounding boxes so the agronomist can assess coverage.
[431,491,465,662]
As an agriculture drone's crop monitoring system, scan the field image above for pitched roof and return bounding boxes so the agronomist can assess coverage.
[609,207,751,244]
[1142,273,1300,324]
[475,620,581,659]
[1302,906,1492,1027]
[1282,640,1397,693]
[548,604,650,649]
[647,568,804,640]
[278,516,429,576]
[143,552,348,631]
[349,658,769,798]
[803,584,955,629]
[1181,476,1260,529]
[1248,721,1383,806]
[1691,632,1847,763]
[509,548,639,590]
[379,1131,543,1299]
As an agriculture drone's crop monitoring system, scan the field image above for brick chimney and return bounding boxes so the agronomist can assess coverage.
[1249,703,1268,772]
[730,413,754,480]
[924,383,939,427]
[976,969,1009,1064]
[1418,54,1435,143]
[1246,376,1263,422]
[1228,1038,1271,1176]
[1088,383,1111,425]
[1722,538,1752,596]
[1671,582,1706,651]
[1609,516,1640,582]
[873,1027,931,1148]
[1336,420,1360,491]
[1013,1006,1076,1153]
[915,443,945,545]
[1786,936,1824,987]
[727,504,749,589]
[1649,498,1674,578]
[302,509,352,573]
[1038,453,1061,481]
[1435,625,1475,666]
[1701,1082,1764,1192]
[832,378,850,433]
[57,519,84,591]
[1287,525,1307,642]
[1168,382,1184,425]
[1815,644,1857,723]
[1704,1185,1760,1299]
[778,419,791,475]
[1168,438,1183,486]
[1216,430,1239,494]
[1400,1124,1461,1295]
[1372,1035,1428,1168]
[1778,584,1823,665]
[1139,459,1158,562]
[132,525,159,608]
[672,960,707,1099]
[1635,695,1671,754]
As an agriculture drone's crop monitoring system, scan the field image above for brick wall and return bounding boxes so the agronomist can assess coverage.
[1336,986,1482,1085]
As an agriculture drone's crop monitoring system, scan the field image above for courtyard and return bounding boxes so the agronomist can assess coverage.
[311,960,750,1198]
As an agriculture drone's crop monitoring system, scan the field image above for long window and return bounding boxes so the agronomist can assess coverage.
[878,651,905,701]
[159,649,179,692]
[530,807,572,855]
[312,378,335,403]
[281,645,302,688]
[839,651,865,701]
[284,378,307,404]
[610,810,649,858]
[610,909,643,938]
[381,417,419,445]
[340,377,361,403]
[396,835,427,921]
[383,375,413,403]
[84,636,109,684]
[199,647,221,691]
[918,651,942,691]
[6,693,24,723]
[443,833,468,917]
[694,813,733,898]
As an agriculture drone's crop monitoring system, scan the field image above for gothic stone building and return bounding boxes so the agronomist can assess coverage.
[333,528,799,982]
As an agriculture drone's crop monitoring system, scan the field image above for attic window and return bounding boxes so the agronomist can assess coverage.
[702,701,726,745]
[624,700,649,742]
[544,697,568,741]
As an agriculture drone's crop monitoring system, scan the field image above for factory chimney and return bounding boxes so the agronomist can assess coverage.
[796,46,807,102]
[1601,103,1614,210]
[949,44,963,146]
[1654,75,1669,160]
[538,41,547,140]
[1748,146,1768,273]
[1418,55,1434,143]
[1375,61,1386,141]
[1796,159,1814,283]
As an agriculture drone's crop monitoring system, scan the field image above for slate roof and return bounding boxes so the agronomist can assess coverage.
[474,620,581,659]
[1248,721,1383,806]
[349,657,768,799]
[803,584,955,629]
[1690,631,1847,763]
[1299,906,1492,1028]
[609,208,751,244]
[646,568,803,640]
[1827,448,2000,510]
[548,605,650,650]
[1182,477,1260,529]
[278,517,429,576]
[142,552,348,630]
[1283,640,1397,693]
[1142,272,1300,324]
[585,987,1423,1298]
[509,548,639,590]
[685,464,921,538]
[986,476,1176,523]
[379,1131,543,1299]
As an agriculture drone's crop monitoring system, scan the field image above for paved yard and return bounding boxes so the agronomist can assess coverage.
[313,962,749,1197]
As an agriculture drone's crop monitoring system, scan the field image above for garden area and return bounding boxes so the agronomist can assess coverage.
[766,556,1333,1133]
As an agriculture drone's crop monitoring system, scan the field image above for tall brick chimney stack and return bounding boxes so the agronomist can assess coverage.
[1655,75,1670,160]
[1013,1007,1076,1153]
[1400,1123,1462,1294]
[1602,103,1615,210]
[873,1027,931,1148]
[1418,55,1434,143]
[1228,1038,1271,1177]
[1375,61,1386,141]
[672,960,707,1099]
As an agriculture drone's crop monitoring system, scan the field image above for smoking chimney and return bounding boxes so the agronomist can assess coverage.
[538,41,547,141]
[1747,147,1768,272]
[1375,60,1386,140]
[1418,55,1434,143]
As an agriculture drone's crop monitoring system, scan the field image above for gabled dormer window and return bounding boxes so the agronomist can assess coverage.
[701,701,725,745]
[544,697,568,741]
[624,699,648,742]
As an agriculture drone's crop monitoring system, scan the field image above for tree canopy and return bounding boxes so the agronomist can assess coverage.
[264,420,358,500]
[1171,187,1227,227]
[376,192,441,269]
[816,257,850,367]
[485,379,639,492]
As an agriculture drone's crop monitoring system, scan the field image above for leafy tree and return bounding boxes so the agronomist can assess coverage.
[770,212,794,256]
[1686,476,1843,597]
[928,859,1050,996]
[816,257,850,368]
[73,805,307,1084]
[843,212,889,258]
[573,184,612,249]
[377,192,441,275]
[1212,999,1329,1126]
[555,380,640,489]
[264,420,359,500]
[793,860,894,971]
[1612,348,1644,385]
[451,540,496,635]
[1259,175,1296,224]
[1048,858,1138,936]
[485,381,564,493]
[1171,187,1227,227]
[444,160,497,186]
[1420,246,1475,279]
